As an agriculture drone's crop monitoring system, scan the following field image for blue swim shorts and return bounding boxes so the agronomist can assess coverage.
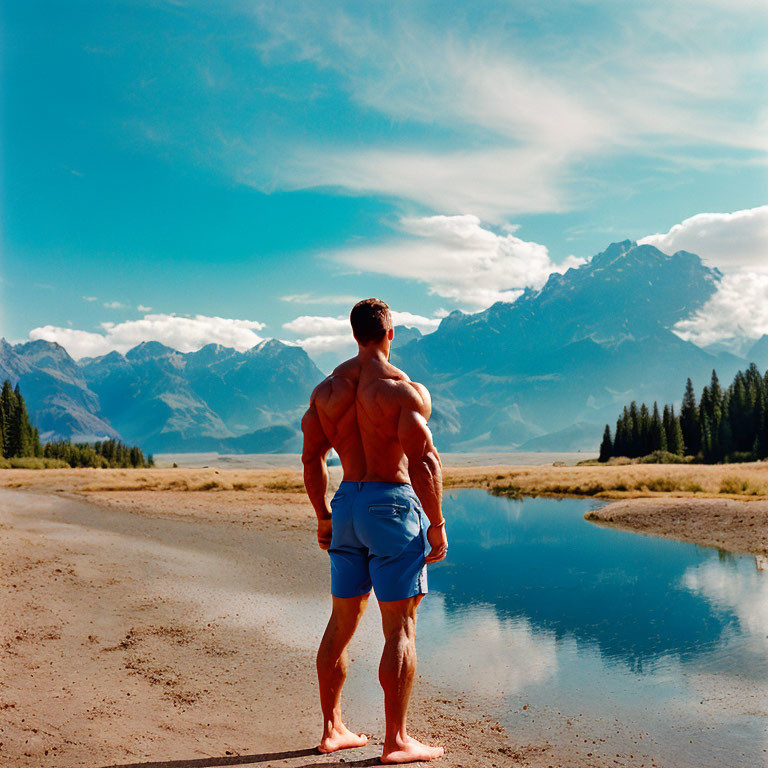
[328,481,429,602]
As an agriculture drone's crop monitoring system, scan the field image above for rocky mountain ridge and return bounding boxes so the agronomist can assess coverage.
[1,337,324,453]
[6,240,752,453]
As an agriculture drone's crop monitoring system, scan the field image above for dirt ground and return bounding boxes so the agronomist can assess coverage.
[586,497,768,557]
[2,467,767,767]
[0,486,557,768]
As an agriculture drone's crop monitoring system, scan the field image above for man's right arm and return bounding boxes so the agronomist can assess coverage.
[397,383,447,564]
[301,392,333,550]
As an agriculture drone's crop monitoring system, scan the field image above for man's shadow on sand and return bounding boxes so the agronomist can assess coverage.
[104,747,385,768]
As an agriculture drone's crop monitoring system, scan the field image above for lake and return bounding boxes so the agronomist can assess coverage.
[415,490,768,768]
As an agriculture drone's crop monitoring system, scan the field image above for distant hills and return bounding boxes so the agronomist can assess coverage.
[3,240,757,454]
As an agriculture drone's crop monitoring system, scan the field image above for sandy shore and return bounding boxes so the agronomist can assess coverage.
[586,497,768,558]
[2,466,768,767]
[1,484,548,768]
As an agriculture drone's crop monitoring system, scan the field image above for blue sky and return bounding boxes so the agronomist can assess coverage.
[2,0,766,368]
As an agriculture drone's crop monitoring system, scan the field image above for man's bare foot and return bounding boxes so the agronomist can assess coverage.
[382,734,444,763]
[317,722,368,754]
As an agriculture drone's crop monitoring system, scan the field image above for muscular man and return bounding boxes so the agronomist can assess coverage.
[301,298,448,764]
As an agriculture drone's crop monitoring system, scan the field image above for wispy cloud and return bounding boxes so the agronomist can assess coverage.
[280,293,360,305]
[136,304,153,312]
[103,300,128,309]
[329,215,584,309]
[269,147,566,221]
[228,0,768,220]
[30,313,267,359]
[82,295,98,302]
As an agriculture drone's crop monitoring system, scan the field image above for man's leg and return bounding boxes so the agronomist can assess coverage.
[378,595,443,764]
[317,593,370,753]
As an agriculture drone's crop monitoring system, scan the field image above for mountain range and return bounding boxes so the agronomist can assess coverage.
[4,240,761,453]
[0,338,322,453]
[392,240,750,450]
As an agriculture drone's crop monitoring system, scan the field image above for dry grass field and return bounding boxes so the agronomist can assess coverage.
[0,466,307,494]
[444,461,768,499]
[2,461,768,500]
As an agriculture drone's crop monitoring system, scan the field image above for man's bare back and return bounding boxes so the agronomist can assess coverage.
[301,299,446,764]
[308,354,430,477]
[304,351,443,541]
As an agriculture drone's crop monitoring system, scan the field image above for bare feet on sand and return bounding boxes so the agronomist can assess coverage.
[382,734,444,763]
[317,722,368,753]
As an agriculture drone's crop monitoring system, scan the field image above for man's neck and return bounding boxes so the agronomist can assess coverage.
[356,343,389,364]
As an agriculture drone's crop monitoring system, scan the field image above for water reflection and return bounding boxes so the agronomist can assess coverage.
[418,596,558,698]
[428,490,746,669]
[416,490,768,767]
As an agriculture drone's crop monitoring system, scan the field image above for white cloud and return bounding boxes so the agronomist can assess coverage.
[682,559,768,644]
[29,313,267,359]
[284,311,442,339]
[136,304,153,312]
[280,293,361,305]
[231,2,768,219]
[643,206,768,349]
[82,295,98,302]
[271,147,566,222]
[418,595,557,698]
[103,300,128,309]
[332,215,585,309]
[639,205,768,272]
[672,272,768,348]
[282,315,349,337]
[282,309,444,363]
[290,334,357,358]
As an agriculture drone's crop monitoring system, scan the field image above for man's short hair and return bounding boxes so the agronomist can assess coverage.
[350,298,391,345]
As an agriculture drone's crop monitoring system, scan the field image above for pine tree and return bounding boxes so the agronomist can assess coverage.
[719,399,734,461]
[599,425,613,462]
[13,386,34,457]
[710,399,723,463]
[680,378,699,456]
[729,374,750,453]
[32,427,43,457]
[639,402,651,456]
[662,404,674,445]
[709,369,723,412]
[670,416,684,456]
[628,402,640,457]
[700,411,712,462]
[620,406,632,456]
[650,402,667,453]
[1,380,18,458]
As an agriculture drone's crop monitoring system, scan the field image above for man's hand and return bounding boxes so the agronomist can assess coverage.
[425,522,448,563]
[317,516,333,550]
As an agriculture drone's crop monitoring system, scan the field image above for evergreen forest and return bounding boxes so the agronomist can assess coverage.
[0,379,153,468]
[599,365,768,463]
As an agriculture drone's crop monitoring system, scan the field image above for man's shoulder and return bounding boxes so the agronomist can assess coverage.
[331,357,361,379]
[311,361,360,413]
[398,379,431,411]
[378,376,431,416]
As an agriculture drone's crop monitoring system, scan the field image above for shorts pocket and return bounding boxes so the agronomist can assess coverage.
[368,503,409,517]
[364,502,421,556]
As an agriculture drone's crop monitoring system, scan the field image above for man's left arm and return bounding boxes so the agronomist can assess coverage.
[301,402,333,550]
